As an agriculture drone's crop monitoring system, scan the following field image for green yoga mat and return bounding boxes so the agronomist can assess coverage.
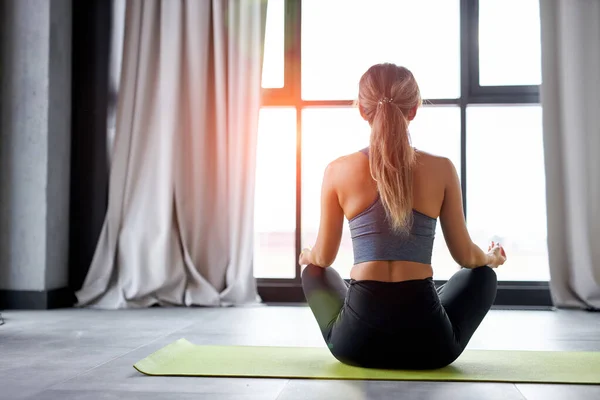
[134,339,600,384]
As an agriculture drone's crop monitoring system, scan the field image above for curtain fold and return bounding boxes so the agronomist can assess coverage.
[540,0,600,309]
[76,0,266,308]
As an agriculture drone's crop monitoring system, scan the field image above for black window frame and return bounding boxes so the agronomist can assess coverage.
[256,0,552,308]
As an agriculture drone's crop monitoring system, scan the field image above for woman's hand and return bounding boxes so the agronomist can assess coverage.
[486,241,507,268]
[298,247,312,266]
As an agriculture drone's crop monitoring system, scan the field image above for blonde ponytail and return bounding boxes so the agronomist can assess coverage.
[358,64,421,233]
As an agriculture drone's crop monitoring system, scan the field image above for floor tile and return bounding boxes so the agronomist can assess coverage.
[276,380,526,400]
[48,342,288,396]
[0,307,598,400]
[516,384,600,400]
[28,389,276,400]
[0,347,133,399]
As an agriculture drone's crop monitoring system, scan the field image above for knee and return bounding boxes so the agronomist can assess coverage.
[463,265,496,281]
[470,266,498,302]
[474,265,498,287]
[458,266,497,294]
[301,264,323,283]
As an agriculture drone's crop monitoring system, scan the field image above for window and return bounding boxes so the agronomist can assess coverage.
[410,106,462,280]
[261,0,285,88]
[302,0,460,100]
[301,108,369,278]
[254,107,296,278]
[255,0,548,306]
[300,106,462,279]
[466,105,548,281]
[478,0,542,86]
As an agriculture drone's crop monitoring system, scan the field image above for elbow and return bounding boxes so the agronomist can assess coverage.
[312,253,335,268]
[454,246,486,269]
[459,261,478,269]
[451,249,475,269]
[456,259,479,269]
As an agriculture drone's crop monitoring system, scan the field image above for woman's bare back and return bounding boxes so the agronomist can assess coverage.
[334,149,455,282]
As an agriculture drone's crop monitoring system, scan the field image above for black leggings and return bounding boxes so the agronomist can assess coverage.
[301,265,497,370]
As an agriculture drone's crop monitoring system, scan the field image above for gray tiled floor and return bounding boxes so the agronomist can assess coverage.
[1,307,599,400]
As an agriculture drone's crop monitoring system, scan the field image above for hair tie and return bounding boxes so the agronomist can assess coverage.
[378,97,393,106]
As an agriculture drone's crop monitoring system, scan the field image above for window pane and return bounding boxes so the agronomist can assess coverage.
[479,0,542,86]
[302,0,460,100]
[302,107,461,279]
[261,0,284,88]
[254,108,296,278]
[410,107,462,280]
[467,106,549,281]
[302,108,369,278]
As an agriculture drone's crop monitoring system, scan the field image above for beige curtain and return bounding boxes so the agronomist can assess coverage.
[76,0,266,308]
[540,0,600,309]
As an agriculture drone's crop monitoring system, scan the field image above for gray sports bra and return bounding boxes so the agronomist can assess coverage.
[348,147,437,265]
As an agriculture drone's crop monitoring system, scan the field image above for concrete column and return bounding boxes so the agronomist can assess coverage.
[0,0,72,308]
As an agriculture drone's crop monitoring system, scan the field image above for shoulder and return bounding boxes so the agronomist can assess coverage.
[415,149,456,173]
[326,151,366,175]
[322,151,367,186]
[414,150,458,188]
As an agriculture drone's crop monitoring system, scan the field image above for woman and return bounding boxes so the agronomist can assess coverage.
[299,63,507,370]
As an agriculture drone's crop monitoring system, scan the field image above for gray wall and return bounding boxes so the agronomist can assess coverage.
[0,0,72,291]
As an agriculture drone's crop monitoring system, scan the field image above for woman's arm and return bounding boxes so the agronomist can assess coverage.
[299,162,345,268]
[439,158,500,268]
